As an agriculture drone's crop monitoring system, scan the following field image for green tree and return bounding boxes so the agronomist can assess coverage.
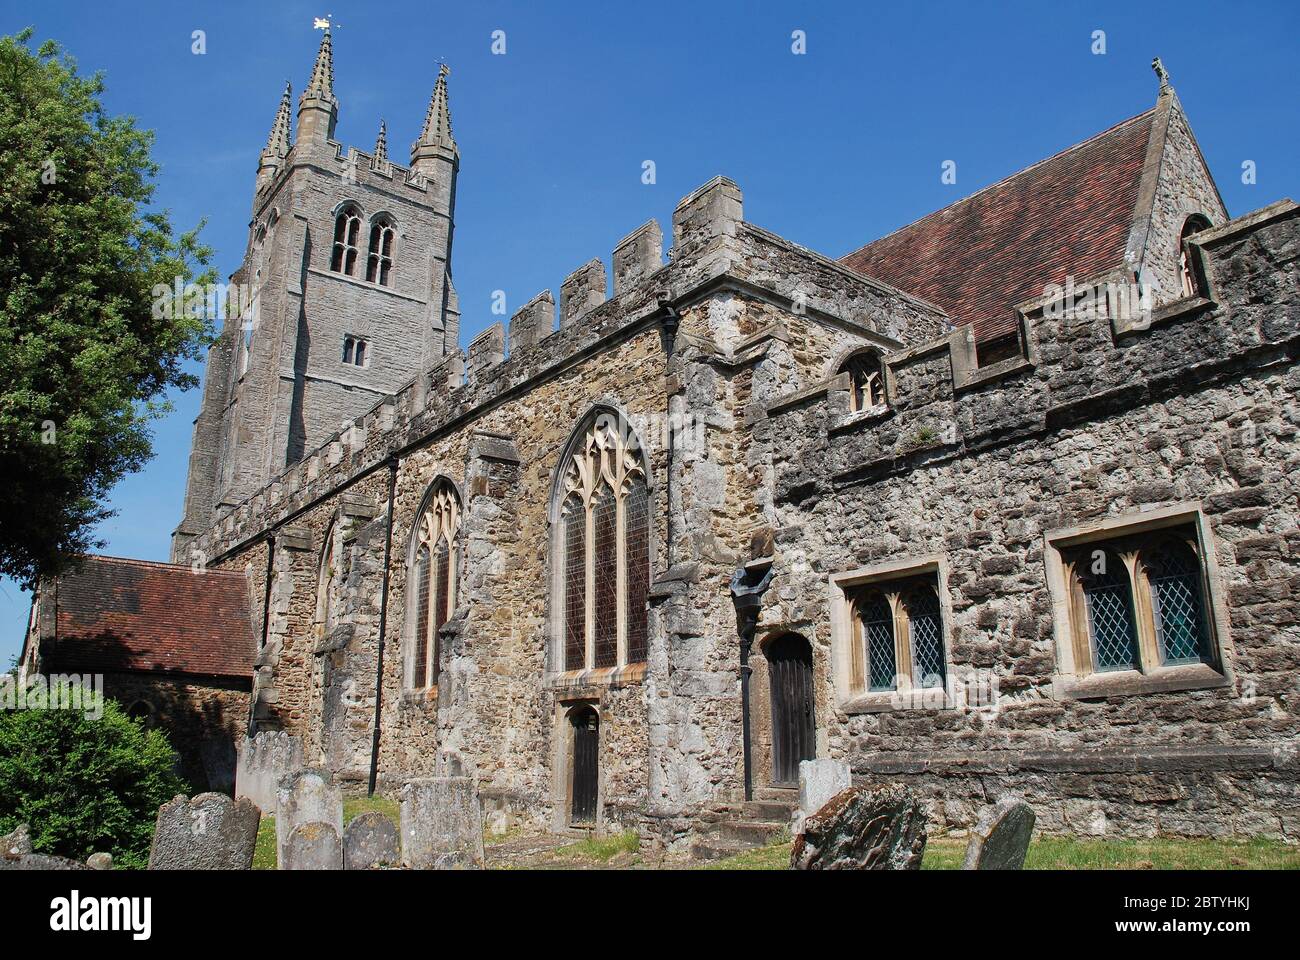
[0,685,186,868]
[0,28,213,585]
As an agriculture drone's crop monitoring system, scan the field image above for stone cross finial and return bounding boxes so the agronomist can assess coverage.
[1152,56,1170,91]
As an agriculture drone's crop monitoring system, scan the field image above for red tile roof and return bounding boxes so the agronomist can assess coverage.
[48,556,255,679]
[841,110,1155,342]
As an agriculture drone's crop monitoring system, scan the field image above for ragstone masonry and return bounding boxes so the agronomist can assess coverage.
[29,34,1299,856]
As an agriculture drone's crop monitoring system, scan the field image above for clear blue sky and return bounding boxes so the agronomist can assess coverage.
[2,0,1297,664]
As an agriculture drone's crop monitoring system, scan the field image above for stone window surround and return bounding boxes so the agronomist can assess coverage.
[1043,503,1234,701]
[828,554,956,714]
[545,406,653,690]
[403,476,462,696]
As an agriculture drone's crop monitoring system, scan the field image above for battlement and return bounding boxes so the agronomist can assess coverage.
[184,175,960,563]
[765,199,1300,502]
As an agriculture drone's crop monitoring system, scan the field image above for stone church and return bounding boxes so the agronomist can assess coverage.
[25,28,1300,852]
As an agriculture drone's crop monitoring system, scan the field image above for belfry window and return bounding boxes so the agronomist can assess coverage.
[409,480,460,689]
[557,413,650,673]
[839,351,885,413]
[366,219,395,286]
[342,335,369,367]
[330,206,362,275]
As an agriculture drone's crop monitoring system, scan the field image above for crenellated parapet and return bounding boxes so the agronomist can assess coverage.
[186,175,957,564]
[765,199,1300,503]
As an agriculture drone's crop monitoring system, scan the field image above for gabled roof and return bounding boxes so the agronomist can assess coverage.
[46,556,254,680]
[841,110,1155,342]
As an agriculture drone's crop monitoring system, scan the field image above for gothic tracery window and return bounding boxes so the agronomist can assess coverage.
[558,414,650,672]
[330,205,362,275]
[840,351,885,412]
[366,218,395,286]
[315,522,343,636]
[410,481,460,689]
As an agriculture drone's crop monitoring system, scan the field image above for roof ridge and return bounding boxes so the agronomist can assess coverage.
[842,107,1157,261]
[79,554,244,577]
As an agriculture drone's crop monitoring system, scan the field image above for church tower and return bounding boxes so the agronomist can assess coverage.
[172,27,461,561]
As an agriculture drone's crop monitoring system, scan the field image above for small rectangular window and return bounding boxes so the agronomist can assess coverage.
[845,572,947,698]
[342,335,369,367]
[1060,523,1218,676]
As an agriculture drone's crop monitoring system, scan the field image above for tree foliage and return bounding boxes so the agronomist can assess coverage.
[0,686,186,868]
[0,28,213,585]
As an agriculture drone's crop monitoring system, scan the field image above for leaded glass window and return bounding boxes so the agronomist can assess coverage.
[906,586,946,687]
[557,413,650,673]
[1146,542,1210,666]
[860,592,896,692]
[1081,550,1138,671]
[1063,524,1218,678]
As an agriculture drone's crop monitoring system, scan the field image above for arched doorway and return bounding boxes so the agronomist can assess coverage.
[767,634,815,784]
[569,706,599,825]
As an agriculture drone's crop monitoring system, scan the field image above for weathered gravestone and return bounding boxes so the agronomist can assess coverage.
[283,822,344,870]
[236,730,303,815]
[401,776,485,869]
[1,823,32,857]
[148,793,262,870]
[344,812,400,870]
[962,796,1035,870]
[790,783,927,870]
[0,852,89,870]
[275,768,343,869]
[796,758,852,832]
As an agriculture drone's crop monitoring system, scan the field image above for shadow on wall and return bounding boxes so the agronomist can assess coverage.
[48,630,250,796]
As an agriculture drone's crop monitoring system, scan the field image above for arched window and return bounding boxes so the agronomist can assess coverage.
[1179,214,1213,298]
[315,521,343,636]
[409,480,460,688]
[858,590,896,692]
[330,206,362,275]
[1143,539,1211,666]
[556,412,650,672]
[1077,548,1138,672]
[365,218,395,286]
[839,351,885,412]
[905,584,945,688]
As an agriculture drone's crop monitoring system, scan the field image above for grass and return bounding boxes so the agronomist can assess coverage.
[701,835,1300,870]
[551,830,640,863]
[253,793,400,870]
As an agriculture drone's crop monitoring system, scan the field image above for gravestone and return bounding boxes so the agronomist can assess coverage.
[344,812,400,870]
[1,823,32,858]
[791,783,927,871]
[283,822,344,870]
[401,776,484,869]
[148,793,262,870]
[796,758,852,832]
[236,731,303,815]
[275,768,343,868]
[962,796,1035,870]
[0,853,88,870]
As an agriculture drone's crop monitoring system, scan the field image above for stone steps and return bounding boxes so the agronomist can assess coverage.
[690,790,799,862]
